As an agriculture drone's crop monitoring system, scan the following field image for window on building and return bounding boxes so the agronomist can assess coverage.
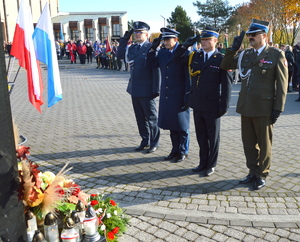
[99,26,107,43]
[85,28,94,41]
[84,19,93,41]
[69,21,79,41]
[70,30,79,41]
[112,24,120,37]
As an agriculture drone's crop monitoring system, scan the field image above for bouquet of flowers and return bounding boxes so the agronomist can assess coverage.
[88,194,129,242]
[17,146,129,241]
[17,146,89,221]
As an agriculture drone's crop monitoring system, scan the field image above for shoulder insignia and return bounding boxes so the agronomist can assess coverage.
[269,46,281,53]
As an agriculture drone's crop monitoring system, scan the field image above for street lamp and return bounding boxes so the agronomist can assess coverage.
[160,15,165,27]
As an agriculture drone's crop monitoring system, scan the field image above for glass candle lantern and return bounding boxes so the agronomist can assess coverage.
[60,217,79,242]
[71,210,82,241]
[43,212,60,242]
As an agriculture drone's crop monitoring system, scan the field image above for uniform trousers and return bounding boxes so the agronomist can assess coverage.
[241,115,273,179]
[132,96,160,148]
[193,111,220,169]
[170,130,189,155]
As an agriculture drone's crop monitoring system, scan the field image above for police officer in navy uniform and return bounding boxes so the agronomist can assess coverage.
[221,19,288,190]
[147,28,190,162]
[174,26,232,176]
[117,21,160,153]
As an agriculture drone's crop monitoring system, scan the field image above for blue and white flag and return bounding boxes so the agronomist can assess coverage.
[33,2,62,107]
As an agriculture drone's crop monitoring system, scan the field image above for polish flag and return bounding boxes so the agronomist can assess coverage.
[11,0,43,112]
[33,3,62,107]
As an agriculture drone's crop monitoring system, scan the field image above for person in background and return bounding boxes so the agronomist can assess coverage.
[221,19,288,190]
[77,41,87,64]
[293,42,300,94]
[285,45,295,93]
[55,41,61,60]
[86,42,93,64]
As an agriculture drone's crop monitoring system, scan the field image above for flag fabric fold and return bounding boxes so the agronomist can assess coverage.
[106,37,112,53]
[33,2,62,107]
[10,0,44,112]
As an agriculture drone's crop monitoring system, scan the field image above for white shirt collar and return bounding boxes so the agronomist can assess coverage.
[256,44,266,55]
[204,49,215,59]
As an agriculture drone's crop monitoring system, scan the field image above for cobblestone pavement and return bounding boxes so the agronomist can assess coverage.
[7,57,300,241]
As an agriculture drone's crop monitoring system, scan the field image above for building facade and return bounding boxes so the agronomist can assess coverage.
[1,0,59,43]
[51,12,128,43]
[1,0,127,44]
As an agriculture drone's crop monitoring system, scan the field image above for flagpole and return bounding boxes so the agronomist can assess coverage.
[0,15,28,241]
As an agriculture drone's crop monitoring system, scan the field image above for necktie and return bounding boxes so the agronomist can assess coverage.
[168,51,172,58]
[205,53,208,62]
[137,45,141,51]
[255,50,259,56]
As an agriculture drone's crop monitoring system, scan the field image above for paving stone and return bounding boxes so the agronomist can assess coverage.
[244,227,267,237]
[134,231,156,241]
[223,228,246,240]
[211,233,229,241]
[263,233,280,241]
[208,219,229,226]
[229,219,252,227]
[153,229,170,239]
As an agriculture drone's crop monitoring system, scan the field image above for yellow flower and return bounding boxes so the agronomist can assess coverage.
[41,171,56,185]
[63,179,74,187]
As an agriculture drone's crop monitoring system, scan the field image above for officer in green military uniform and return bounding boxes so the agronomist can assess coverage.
[221,19,288,190]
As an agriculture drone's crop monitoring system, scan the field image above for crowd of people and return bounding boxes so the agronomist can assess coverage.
[51,39,126,70]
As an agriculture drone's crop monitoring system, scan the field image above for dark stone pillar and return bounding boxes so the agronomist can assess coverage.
[0,15,27,242]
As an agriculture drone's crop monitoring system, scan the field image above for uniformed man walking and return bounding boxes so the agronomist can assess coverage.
[174,26,232,176]
[117,21,160,153]
[147,28,190,162]
[220,19,288,190]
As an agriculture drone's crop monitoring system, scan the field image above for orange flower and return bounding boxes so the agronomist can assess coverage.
[107,231,115,240]
[110,200,116,206]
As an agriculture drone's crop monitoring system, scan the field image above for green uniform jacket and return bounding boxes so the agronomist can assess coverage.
[220,46,288,117]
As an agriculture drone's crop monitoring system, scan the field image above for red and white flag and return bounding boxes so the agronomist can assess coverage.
[11,0,43,112]
[106,37,112,53]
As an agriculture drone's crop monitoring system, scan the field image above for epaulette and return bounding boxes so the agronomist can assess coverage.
[269,46,282,53]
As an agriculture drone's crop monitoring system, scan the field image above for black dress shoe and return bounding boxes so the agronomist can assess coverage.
[192,165,206,172]
[175,154,187,162]
[135,145,150,151]
[254,178,266,190]
[147,146,158,153]
[206,167,215,176]
[164,153,177,160]
[239,174,256,184]
[295,98,300,102]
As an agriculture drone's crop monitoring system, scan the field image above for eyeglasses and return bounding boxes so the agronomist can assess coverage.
[134,31,146,34]
[246,32,264,37]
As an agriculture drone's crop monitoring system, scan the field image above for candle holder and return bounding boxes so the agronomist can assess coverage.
[82,205,101,242]
[43,212,60,242]
[26,210,38,241]
[71,210,82,241]
[60,216,79,242]
[32,230,47,242]
[76,200,86,226]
